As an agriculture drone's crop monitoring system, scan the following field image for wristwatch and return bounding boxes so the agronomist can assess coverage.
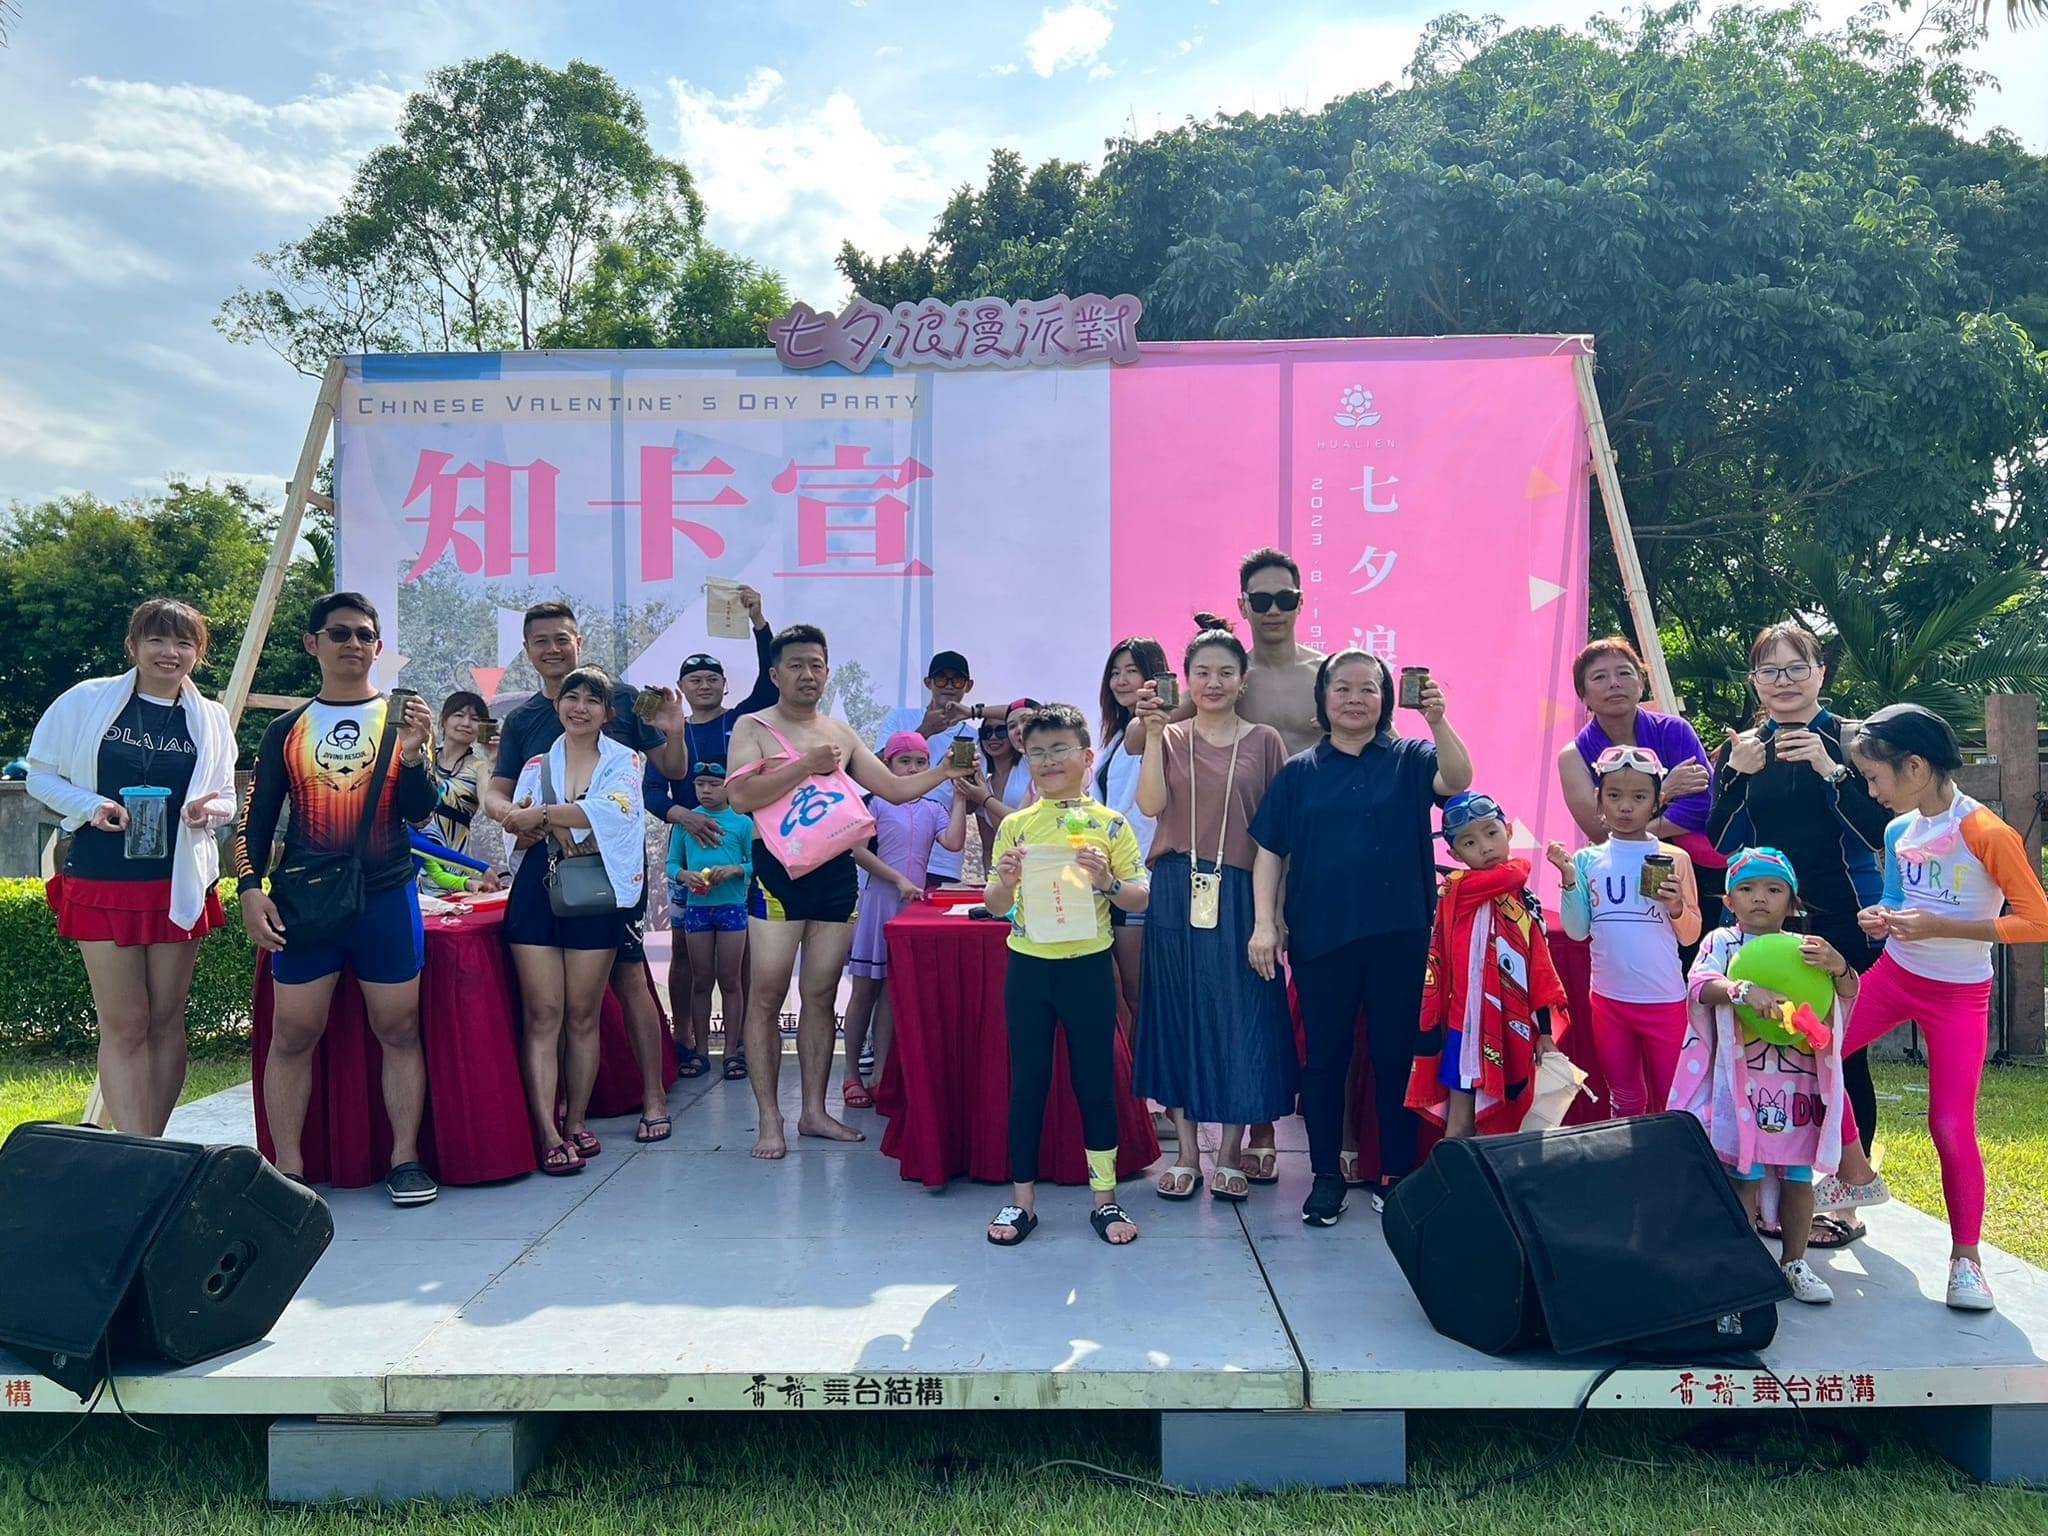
[1824,762,1850,786]
[1104,877,1123,899]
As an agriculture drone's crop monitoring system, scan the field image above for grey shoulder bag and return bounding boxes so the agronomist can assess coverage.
[539,754,620,918]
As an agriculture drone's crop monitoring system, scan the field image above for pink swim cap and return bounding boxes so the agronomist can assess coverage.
[882,731,931,762]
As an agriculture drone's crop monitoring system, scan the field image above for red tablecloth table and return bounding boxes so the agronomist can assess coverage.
[251,902,676,1189]
[874,904,1161,1188]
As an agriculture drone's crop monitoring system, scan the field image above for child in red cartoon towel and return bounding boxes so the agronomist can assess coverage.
[1406,793,1571,1138]
[1669,846,1855,1305]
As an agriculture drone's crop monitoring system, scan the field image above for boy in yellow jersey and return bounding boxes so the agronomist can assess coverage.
[981,704,1150,1247]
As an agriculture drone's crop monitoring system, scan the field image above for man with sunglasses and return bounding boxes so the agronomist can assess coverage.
[870,649,989,889]
[236,592,441,1207]
[1219,548,1328,1181]
[641,585,777,1077]
[1235,549,1326,756]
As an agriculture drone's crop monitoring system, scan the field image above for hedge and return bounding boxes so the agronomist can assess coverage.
[0,880,255,1050]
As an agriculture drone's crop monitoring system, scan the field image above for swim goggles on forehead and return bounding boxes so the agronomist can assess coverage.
[1592,744,1668,778]
[690,761,727,778]
[1439,793,1508,841]
[1725,846,1798,892]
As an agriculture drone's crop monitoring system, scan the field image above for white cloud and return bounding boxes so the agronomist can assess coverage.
[989,62,1022,76]
[1026,2,1114,78]
[668,69,957,305]
[0,77,405,218]
[0,183,168,288]
[1177,34,1205,55]
[0,378,126,470]
[1088,62,1115,79]
[129,342,281,397]
[876,44,901,56]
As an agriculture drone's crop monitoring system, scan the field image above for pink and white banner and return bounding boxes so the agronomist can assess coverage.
[334,337,1589,876]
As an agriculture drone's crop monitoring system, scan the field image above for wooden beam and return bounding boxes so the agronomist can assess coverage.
[1986,694,2045,1055]
[221,356,344,732]
[246,693,309,712]
[1573,351,1679,714]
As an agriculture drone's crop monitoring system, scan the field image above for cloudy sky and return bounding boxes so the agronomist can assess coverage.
[1,0,2043,510]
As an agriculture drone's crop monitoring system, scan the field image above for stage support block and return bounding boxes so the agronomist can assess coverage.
[269,1413,553,1504]
[1159,1409,1406,1491]
[1921,1404,2048,1485]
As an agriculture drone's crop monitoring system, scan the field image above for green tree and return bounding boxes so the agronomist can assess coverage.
[217,54,781,372]
[1785,544,2048,724]
[844,4,2048,728]
[0,482,299,753]
[836,148,1091,307]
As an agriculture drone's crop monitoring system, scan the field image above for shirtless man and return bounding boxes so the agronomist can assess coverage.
[1235,548,1326,755]
[725,624,971,1159]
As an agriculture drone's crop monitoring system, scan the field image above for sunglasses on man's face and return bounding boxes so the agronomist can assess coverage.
[321,625,378,645]
[1243,589,1302,615]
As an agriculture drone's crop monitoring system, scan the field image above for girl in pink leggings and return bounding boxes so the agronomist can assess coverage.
[1557,746,1703,1116]
[1824,705,2048,1314]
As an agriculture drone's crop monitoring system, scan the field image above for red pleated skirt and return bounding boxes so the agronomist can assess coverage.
[48,874,226,946]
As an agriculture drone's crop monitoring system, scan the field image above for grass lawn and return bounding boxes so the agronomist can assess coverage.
[1,1049,2045,1533]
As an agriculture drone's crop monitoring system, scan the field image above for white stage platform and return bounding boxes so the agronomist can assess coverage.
[4,1062,2047,1497]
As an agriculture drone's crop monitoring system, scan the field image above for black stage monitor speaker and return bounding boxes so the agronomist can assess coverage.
[0,1123,333,1399]
[1383,1112,1789,1358]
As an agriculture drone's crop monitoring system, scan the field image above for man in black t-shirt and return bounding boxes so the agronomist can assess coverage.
[482,601,694,1142]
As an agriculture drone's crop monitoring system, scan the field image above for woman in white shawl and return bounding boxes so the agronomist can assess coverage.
[501,666,646,1175]
[27,598,237,1135]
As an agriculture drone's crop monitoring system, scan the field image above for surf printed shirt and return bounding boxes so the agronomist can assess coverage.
[1880,792,2048,984]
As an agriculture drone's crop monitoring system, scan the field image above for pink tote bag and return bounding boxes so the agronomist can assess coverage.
[730,716,877,877]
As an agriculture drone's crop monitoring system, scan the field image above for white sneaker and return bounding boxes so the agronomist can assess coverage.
[1813,1171,1891,1214]
[1781,1258,1834,1305]
[1946,1256,1996,1313]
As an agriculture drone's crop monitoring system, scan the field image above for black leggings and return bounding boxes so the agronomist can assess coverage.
[1005,949,1119,1185]
[1807,914,1884,1157]
[1291,928,1429,1183]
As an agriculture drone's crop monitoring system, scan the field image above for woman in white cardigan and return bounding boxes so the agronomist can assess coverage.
[27,599,238,1135]
[501,667,647,1175]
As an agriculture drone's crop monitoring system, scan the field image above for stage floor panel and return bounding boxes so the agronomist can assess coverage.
[1244,1149,2048,1411]
[2,1063,2043,1422]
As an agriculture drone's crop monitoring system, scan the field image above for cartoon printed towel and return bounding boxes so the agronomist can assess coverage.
[1670,926,1845,1177]
[509,732,648,907]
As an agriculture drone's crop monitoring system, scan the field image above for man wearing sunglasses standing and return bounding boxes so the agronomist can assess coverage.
[642,585,778,1079]
[236,593,442,1206]
[1236,549,1327,757]
[870,650,989,891]
[1222,548,1328,1182]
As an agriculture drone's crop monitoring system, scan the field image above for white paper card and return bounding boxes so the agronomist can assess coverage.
[705,579,750,639]
[1019,844,1100,946]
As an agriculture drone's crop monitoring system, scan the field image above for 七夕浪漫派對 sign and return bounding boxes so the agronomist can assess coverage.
[770,293,1143,373]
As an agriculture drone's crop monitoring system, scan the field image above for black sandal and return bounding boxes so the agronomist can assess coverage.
[1090,1203,1138,1245]
[1809,1213,1866,1249]
[722,1054,748,1081]
[987,1205,1038,1246]
[678,1051,710,1079]
[635,1115,673,1144]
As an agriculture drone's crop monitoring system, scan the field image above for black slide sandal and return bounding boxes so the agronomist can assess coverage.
[987,1205,1038,1246]
[1090,1203,1138,1244]
[1809,1214,1866,1248]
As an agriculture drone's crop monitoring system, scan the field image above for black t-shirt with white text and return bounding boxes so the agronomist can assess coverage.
[66,692,198,882]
